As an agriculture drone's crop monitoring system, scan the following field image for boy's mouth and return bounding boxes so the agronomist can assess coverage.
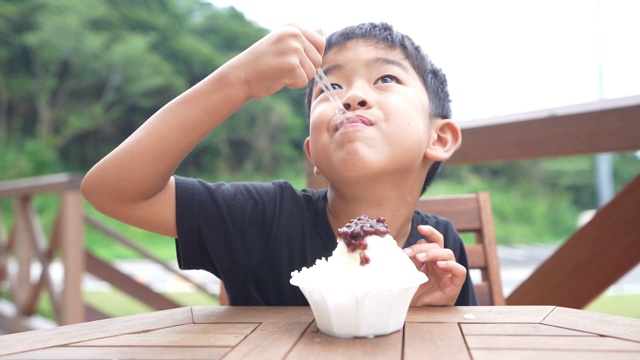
[336,114,373,131]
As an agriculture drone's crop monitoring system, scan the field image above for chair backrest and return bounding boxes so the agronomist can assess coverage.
[416,192,505,305]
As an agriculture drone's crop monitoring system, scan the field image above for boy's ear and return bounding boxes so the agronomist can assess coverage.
[303,137,322,176]
[424,118,462,161]
[303,137,312,161]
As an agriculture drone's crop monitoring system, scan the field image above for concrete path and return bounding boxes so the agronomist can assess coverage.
[496,243,640,296]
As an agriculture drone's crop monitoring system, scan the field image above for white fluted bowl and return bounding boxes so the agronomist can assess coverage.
[290,273,427,338]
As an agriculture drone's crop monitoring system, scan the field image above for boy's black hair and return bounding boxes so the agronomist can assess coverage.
[305,22,452,194]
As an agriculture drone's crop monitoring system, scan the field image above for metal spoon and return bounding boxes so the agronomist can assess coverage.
[314,27,349,118]
[315,67,347,116]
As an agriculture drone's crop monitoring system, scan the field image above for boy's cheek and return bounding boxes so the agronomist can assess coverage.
[308,104,324,123]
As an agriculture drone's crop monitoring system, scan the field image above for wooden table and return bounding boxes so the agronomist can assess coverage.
[0,306,639,359]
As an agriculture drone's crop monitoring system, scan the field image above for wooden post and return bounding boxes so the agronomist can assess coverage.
[507,174,640,307]
[12,196,34,314]
[0,208,6,282]
[58,190,85,325]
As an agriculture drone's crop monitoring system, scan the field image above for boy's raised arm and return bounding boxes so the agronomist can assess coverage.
[81,24,325,238]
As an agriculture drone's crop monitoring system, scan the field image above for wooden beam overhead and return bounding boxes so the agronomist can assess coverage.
[448,95,640,165]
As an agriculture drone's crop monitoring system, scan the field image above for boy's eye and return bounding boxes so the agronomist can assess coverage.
[314,82,342,99]
[316,83,341,97]
[376,74,399,84]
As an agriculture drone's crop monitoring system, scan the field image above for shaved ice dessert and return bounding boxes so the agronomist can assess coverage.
[290,215,428,338]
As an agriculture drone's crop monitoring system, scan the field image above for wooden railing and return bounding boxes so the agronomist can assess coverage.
[0,174,220,333]
[0,174,84,332]
[447,94,640,308]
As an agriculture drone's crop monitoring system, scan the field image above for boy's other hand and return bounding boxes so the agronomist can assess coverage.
[231,24,325,99]
[403,225,467,306]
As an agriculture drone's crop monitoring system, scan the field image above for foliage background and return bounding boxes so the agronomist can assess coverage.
[1,0,639,247]
[0,0,307,181]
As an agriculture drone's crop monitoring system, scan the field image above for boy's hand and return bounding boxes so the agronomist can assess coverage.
[230,24,325,99]
[403,225,467,306]
[81,24,325,239]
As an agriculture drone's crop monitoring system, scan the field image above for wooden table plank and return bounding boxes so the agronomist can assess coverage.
[466,335,640,351]
[0,307,193,357]
[404,323,470,360]
[286,322,403,360]
[193,306,314,323]
[461,323,596,336]
[148,322,257,335]
[542,307,640,342]
[471,349,639,360]
[71,323,256,347]
[0,306,638,359]
[405,305,555,323]
[223,321,311,360]
[0,346,227,360]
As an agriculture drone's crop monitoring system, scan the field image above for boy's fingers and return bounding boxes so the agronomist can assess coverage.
[421,248,456,263]
[295,24,326,56]
[437,260,468,285]
[405,244,454,273]
[417,225,444,248]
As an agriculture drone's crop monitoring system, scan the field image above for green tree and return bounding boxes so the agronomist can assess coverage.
[0,0,308,179]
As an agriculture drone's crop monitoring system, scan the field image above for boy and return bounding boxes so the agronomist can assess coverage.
[82,22,477,306]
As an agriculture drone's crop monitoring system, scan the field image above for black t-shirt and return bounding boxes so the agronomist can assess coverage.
[174,176,477,306]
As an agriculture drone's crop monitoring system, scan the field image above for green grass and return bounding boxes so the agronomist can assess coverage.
[31,288,219,320]
[585,293,640,319]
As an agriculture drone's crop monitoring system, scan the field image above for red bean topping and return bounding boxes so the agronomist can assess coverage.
[337,215,389,266]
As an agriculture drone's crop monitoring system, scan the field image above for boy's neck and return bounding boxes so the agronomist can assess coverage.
[325,183,419,248]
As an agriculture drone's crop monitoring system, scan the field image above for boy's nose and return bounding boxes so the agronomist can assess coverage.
[343,100,368,111]
[342,88,370,111]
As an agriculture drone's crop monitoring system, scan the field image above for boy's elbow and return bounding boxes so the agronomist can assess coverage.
[81,170,107,211]
[80,173,96,203]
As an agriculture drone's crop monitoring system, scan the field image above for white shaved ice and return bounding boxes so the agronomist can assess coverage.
[290,234,427,289]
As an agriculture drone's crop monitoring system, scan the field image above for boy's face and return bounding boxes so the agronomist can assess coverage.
[305,40,444,186]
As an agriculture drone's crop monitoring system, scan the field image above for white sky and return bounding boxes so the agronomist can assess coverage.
[209,0,640,122]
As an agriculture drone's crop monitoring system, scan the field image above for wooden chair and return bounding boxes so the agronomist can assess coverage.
[416,192,505,305]
[219,281,229,306]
